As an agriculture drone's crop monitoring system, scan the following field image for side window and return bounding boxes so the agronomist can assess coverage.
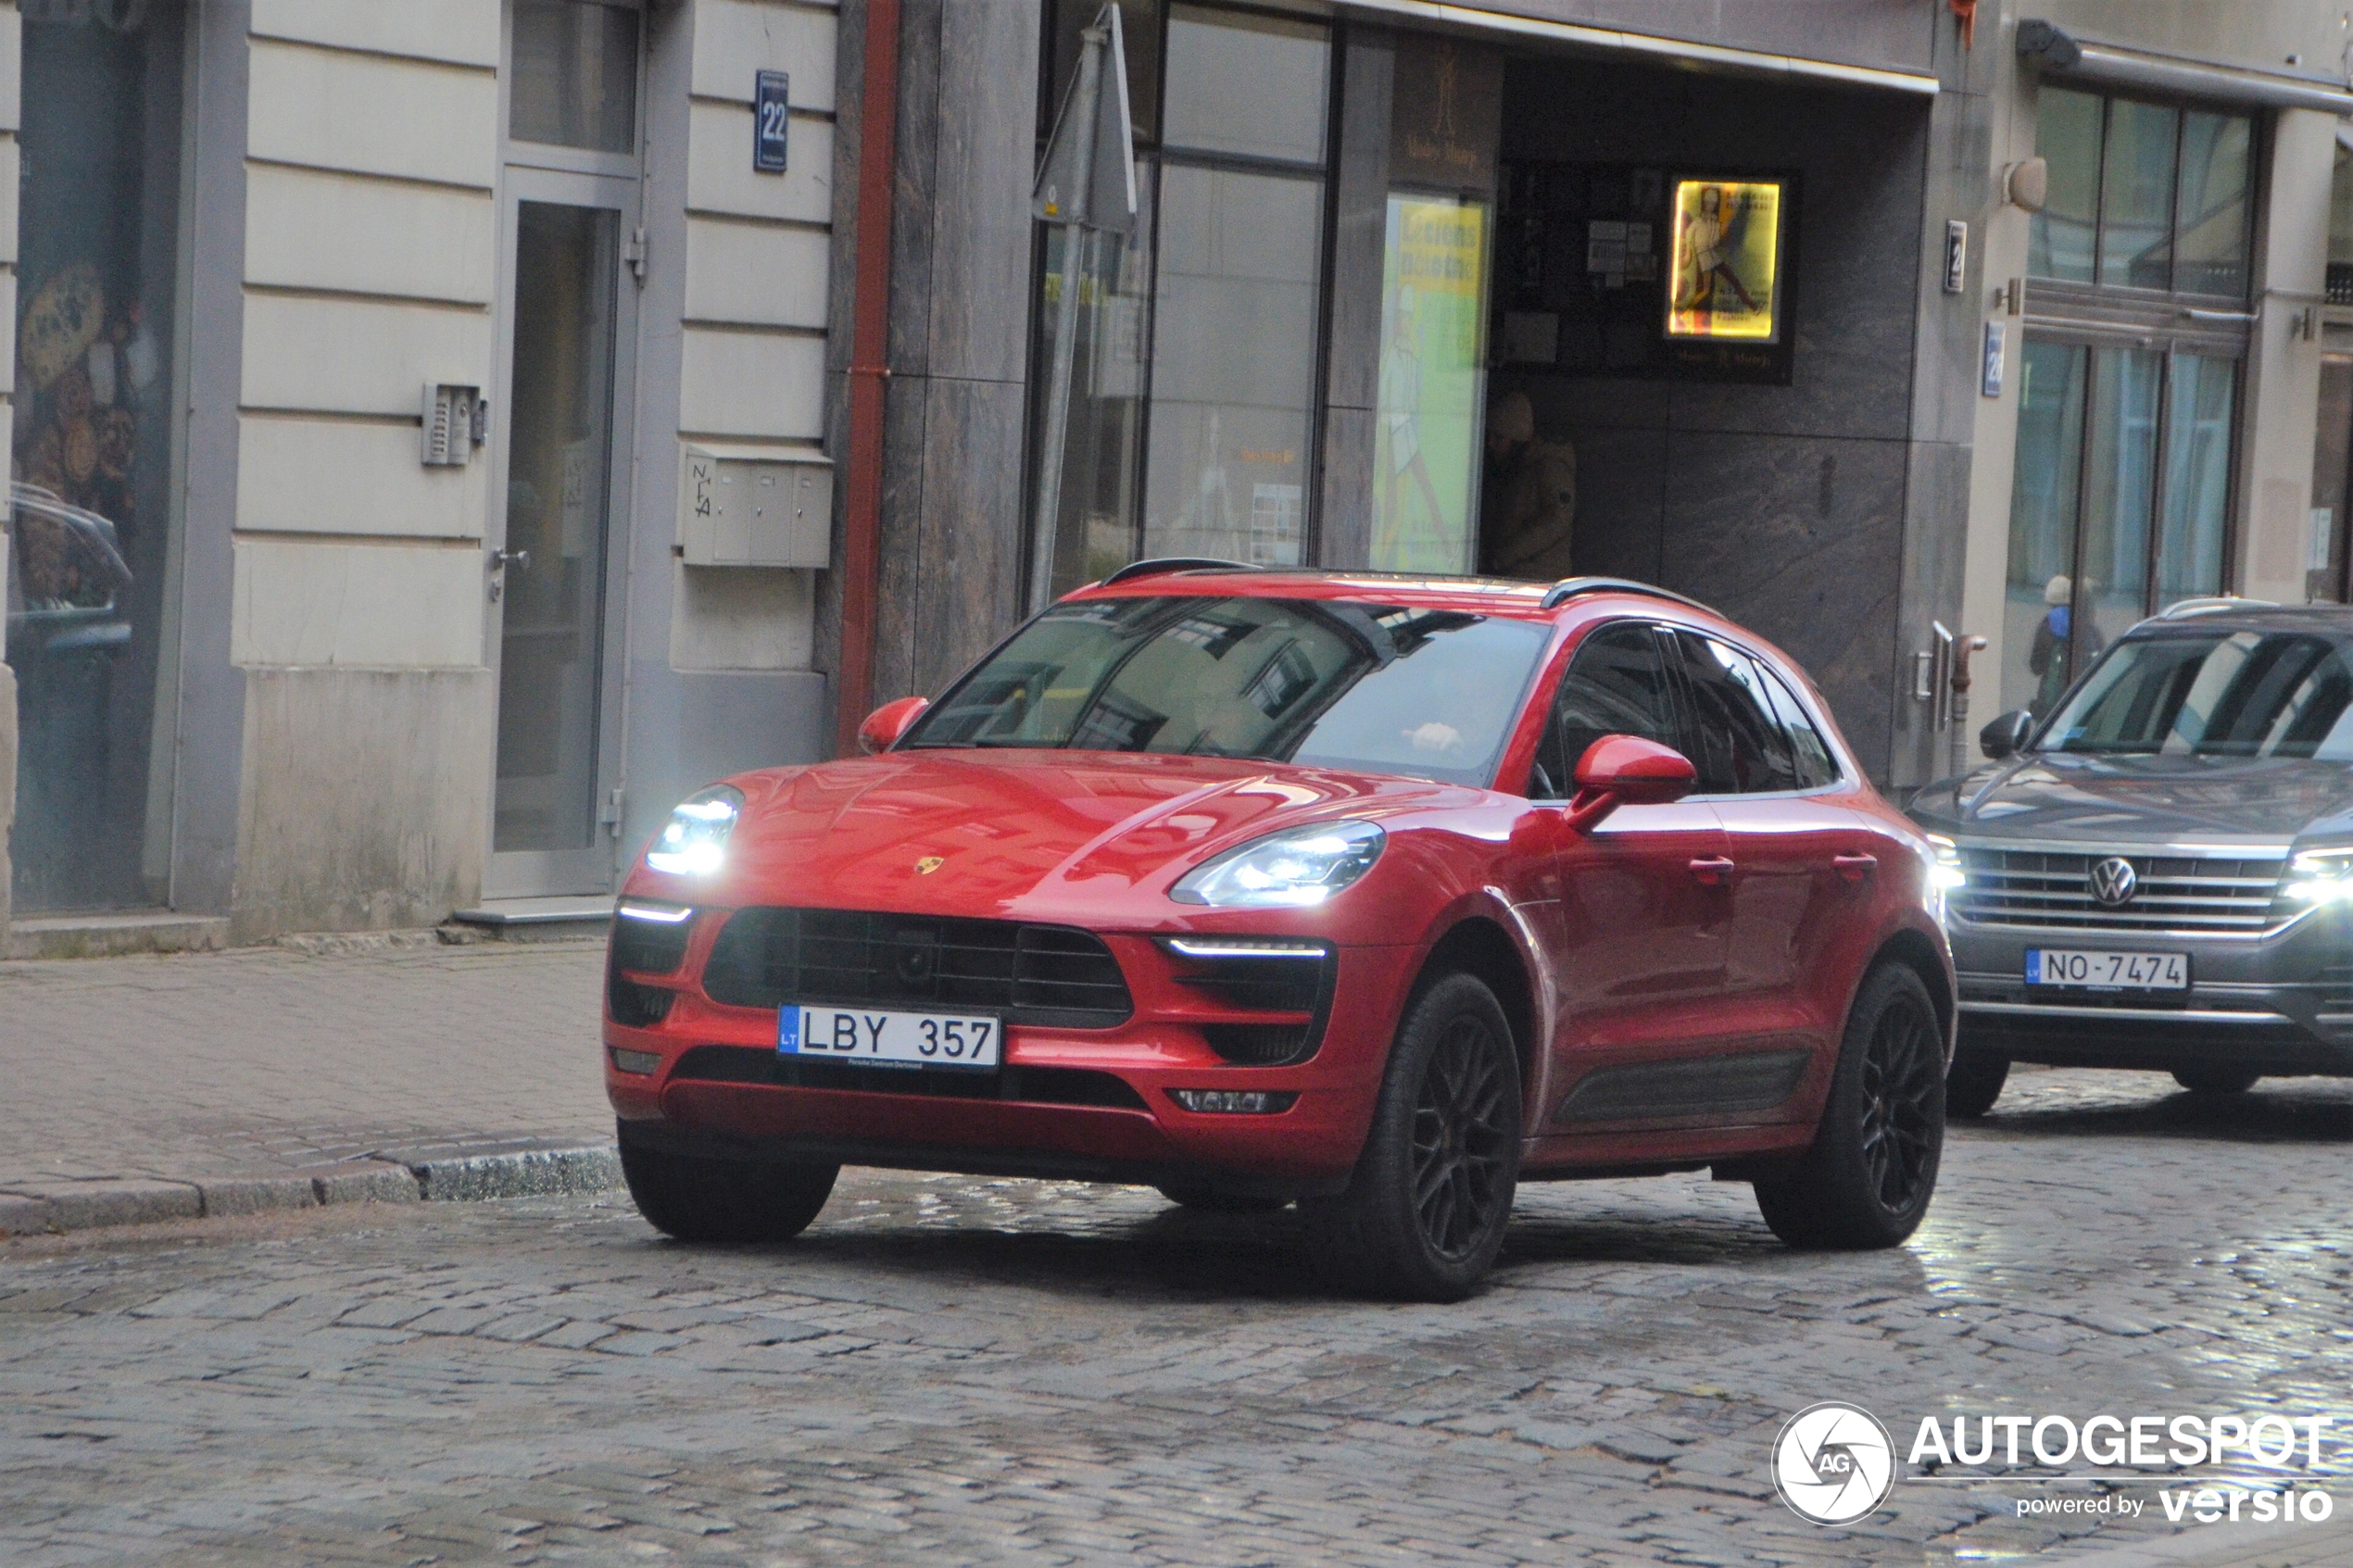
[1533,623,1680,798]
[1758,665,1842,788]
[1671,632,1800,794]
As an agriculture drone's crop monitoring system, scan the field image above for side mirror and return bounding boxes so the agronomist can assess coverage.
[857,696,929,755]
[1980,709,2033,760]
[1565,734,1697,830]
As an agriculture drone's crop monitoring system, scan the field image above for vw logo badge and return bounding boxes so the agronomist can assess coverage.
[1771,1401,1897,1524]
[2089,856,2139,907]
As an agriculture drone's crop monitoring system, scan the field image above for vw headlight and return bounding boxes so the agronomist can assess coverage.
[1926,834,1967,891]
[1170,820,1385,909]
[2285,847,2353,906]
[645,785,744,876]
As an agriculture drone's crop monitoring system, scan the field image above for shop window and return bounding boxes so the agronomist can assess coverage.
[1026,3,1331,601]
[2007,82,2254,719]
[2028,86,2252,299]
[1998,342,2237,720]
[7,1,187,912]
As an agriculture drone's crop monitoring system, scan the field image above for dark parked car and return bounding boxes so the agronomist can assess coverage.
[1909,600,2353,1115]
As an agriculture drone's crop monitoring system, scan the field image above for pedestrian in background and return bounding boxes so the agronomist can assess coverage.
[1481,390,1578,581]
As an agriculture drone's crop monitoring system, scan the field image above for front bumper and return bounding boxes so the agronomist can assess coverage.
[603,935,1421,1195]
[1948,908,2353,1074]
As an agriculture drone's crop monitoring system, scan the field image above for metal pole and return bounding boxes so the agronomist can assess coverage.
[1950,634,1988,777]
[1026,22,1106,617]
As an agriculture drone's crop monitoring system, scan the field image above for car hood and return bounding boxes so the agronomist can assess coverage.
[1908,749,2353,846]
[669,748,1477,921]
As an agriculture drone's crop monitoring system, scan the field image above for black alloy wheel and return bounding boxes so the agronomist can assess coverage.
[1857,986,1944,1211]
[1410,1016,1517,1261]
[1755,963,1945,1250]
[1302,972,1522,1302]
[2172,1067,2261,1095]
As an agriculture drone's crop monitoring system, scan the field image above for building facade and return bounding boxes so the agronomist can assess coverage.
[1,0,2347,945]
[2,0,840,940]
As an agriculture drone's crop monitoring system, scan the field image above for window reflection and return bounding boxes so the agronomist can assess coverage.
[2099,100,2177,290]
[510,0,638,154]
[2029,88,2100,283]
[906,596,1548,788]
[8,2,186,912]
[1027,5,1332,597]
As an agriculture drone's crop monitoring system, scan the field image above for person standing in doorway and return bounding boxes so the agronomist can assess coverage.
[2028,573,2102,715]
[1481,390,1578,581]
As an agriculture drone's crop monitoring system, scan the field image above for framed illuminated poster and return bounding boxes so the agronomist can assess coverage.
[1666,178,1784,343]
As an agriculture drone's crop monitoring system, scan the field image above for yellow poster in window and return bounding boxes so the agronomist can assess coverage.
[1666,180,1782,343]
[1373,195,1489,574]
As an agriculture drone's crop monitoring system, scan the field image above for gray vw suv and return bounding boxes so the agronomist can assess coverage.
[1908,600,2353,1115]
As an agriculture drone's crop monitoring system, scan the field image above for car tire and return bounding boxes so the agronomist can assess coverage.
[2171,1067,2260,1095]
[619,1135,839,1245]
[1945,1045,2010,1119]
[1754,963,1944,1251]
[1300,972,1522,1303]
[1155,1185,1289,1215]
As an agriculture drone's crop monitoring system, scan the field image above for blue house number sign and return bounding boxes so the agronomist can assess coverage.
[754,70,789,172]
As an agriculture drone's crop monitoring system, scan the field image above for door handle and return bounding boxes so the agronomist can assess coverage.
[486,548,531,603]
[1832,852,1879,883]
[1689,856,1735,886]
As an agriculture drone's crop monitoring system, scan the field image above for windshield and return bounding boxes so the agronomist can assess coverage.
[2041,629,2353,759]
[902,596,1552,787]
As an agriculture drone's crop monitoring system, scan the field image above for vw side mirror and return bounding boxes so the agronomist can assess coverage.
[1980,709,2033,760]
[857,696,929,755]
[1565,734,1697,830]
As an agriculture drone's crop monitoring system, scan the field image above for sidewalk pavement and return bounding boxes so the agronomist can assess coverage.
[0,934,615,1233]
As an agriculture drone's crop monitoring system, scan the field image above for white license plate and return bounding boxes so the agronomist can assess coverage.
[2025,950,2190,990]
[779,1004,1001,1070]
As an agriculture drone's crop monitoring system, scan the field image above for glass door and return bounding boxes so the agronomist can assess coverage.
[484,166,637,897]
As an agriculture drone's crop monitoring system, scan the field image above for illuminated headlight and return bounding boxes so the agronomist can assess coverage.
[1169,821,1386,909]
[645,785,744,876]
[2285,848,2353,905]
[1926,834,1968,891]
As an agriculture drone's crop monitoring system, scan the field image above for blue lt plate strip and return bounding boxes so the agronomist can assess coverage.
[777,1005,802,1055]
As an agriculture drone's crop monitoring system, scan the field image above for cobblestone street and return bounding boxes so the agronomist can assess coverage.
[4,1070,2350,1566]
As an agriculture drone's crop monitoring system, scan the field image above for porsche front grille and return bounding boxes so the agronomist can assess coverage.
[1952,847,2288,933]
[700,908,1133,1028]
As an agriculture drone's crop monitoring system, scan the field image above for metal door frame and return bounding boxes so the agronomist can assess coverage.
[482,160,643,897]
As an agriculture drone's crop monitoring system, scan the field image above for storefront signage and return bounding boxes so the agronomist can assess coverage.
[753,70,789,173]
[1665,179,1784,344]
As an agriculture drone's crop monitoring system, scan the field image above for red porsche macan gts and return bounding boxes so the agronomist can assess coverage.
[605,566,1956,1299]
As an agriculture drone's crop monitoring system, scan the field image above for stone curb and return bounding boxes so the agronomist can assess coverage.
[0,1145,620,1237]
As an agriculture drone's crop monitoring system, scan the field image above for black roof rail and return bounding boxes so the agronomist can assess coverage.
[1537,575,1719,615]
[1099,556,1261,586]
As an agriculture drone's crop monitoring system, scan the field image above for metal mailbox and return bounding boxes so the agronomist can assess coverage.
[677,445,831,568]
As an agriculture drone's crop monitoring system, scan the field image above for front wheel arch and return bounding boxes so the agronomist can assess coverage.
[1409,915,1540,1105]
[1859,926,1955,1067]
